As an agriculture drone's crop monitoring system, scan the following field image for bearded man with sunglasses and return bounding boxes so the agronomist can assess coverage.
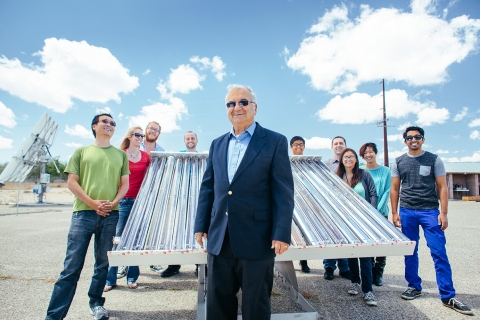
[194,85,294,320]
[45,113,130,320]
[390,126,472,315]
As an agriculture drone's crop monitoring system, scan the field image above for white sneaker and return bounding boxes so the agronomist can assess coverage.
[348,283,360,295]
[364,291,377,306]
[149,265,164,273]
[90,306,109,320]
[116,266,128,279]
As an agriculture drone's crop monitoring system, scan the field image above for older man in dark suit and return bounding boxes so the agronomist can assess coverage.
[194,85,294,320]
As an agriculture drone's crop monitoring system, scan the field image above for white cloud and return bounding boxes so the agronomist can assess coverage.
[470,130,480,140]
[286,0,480,94]
[0,38,139,113]
[128,97,188,133]
[442,151,480,162]
[416,107,449,126]
[190,56,226,81]
[396,122,412,131]
[118,113,124,120]
[0,135,13,149]
[142,69,150,75]
[468,118,480,127]
[157,64,204,99]
[387,134,404,142]
[95,106,112,114]
[436,149,449,154]
[0,101,16,128]
[304,136,331,149]
[317,89,447,125]
[65,124,92,139]
[64,142,83,148]
[453,107,468,121]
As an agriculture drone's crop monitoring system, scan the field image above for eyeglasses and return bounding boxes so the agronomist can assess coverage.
[100,119,116,127]
[292,143,304,147]
[147,126,160,133]
[226,99,256,108]
[131,133,145,138]
[405,134,423,141]
[343,155,356,160]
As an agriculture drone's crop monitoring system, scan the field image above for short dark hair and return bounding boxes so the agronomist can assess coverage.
[331,136,346,147]
[184,131,197,139]
[403,126,425,140]
[359,142,378,158]
[91,113,113,138]
[290,136,305,146]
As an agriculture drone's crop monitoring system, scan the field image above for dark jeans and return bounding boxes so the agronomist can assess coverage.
[400,207,455,300]
[106,198,139,285]
[348,257,373,293]
[372,215,387,273]
[323,258,349,272]
[207,231,274,320]
[45,210,118,320]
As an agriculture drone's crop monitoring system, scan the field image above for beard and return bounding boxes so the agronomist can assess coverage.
[146,135,157,143]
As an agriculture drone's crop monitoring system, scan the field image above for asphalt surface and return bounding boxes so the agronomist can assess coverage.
[0,201,478,319]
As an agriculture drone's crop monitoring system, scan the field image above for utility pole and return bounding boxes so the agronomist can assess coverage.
[381,79,389,167]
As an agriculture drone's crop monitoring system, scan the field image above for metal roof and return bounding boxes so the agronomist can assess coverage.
[443,162,480,173]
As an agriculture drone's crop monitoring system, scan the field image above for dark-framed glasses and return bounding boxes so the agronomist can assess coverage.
[292,143,304,147]
[405,134,423,141]
[343,155,356,160]
[100,119,116,127]
[226,99,255,108]
[132,133,145,138]
[148,126,160,133]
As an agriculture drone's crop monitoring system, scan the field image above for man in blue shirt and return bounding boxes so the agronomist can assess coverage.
[194,85,294,320]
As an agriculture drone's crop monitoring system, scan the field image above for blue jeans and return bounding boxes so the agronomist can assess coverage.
[349,257,373,293]
[106,198,139,285]
[46,210,118,320]
[323,258,349,272]
[400,207,455,300]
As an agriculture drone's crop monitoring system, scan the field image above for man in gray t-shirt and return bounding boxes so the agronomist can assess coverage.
[390,126,472,315]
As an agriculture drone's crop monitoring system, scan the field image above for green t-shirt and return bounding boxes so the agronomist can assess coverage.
[65,145,130,212]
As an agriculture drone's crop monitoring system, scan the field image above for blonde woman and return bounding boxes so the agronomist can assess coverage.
[104,127,150,291]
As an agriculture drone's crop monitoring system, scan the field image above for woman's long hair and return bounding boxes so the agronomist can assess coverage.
[336,148,362,188]
[120,126,143,151]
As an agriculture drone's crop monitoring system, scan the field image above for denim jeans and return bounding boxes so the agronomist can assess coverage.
[400,207,455,300]
[323,258,349,272]
[349,257,373,293]
[45,210,118,320]
[106,198,139,285]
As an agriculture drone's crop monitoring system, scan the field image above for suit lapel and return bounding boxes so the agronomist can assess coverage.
[231,123,265,185]
[217,133,230,184]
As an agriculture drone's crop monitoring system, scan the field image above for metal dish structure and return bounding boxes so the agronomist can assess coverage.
[108,152,414,319]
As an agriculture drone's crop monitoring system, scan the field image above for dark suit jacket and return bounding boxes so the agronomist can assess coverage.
[194,122,294,260]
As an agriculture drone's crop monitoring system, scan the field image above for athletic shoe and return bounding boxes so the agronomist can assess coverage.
[300,260,311,273]
[324,267,334,280]
[401,287,422,300]
[90,306,109,320]
[149,265,163,273]
[161,266,180,278]
[116,266,128,279]
[347,283,361,295]
[364,291,377,306]
[442,298,473,315]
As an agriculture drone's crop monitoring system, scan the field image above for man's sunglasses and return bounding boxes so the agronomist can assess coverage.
[131,133,145,138]
[405,134,423,141]
[147,126,160,133]
[100,119,116,127]
[226,99,255,108]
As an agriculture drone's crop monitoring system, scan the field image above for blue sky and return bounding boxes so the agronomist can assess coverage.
[0,0,479,165]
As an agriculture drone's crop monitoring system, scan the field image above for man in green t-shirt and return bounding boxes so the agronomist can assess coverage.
[46,113,130,320]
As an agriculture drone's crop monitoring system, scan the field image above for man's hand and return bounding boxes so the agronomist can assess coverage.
[392,213,402,228]
[271,240,289,255]
[438,212,448,231]
[92,200,111,217]
[195,232,208,247]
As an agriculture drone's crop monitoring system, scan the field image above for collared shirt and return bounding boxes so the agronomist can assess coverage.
[140,141,165,152]
[227,122,256,184]
[324,156,340,172]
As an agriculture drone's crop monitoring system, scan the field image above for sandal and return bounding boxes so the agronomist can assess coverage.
[127,281,138,289]
[103,284,116,292]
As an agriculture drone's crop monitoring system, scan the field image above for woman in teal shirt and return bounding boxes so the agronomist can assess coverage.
[337,148,378,307]
[359,142,391,287]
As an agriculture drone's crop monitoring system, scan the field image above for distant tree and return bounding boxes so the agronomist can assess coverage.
[27,159,67,181]
[0,162,8,175]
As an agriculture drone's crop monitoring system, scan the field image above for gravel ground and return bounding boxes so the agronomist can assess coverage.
[0,201,478,319]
